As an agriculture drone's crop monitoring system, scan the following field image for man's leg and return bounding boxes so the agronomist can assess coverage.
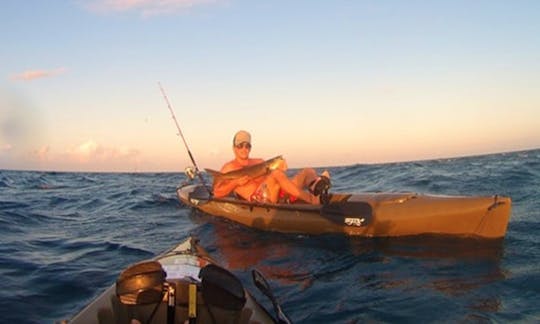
[266,170,317,204]
[291,168,319,189]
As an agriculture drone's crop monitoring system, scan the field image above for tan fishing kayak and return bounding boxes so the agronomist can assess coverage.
[177,184,511,239]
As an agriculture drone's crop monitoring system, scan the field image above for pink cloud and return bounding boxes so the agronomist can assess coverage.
[1,140,143,172]
[11,67,66,81]
[33,145,51,161]
[1,143,13,152]
[86,0,219,16]
[68,139,140,163]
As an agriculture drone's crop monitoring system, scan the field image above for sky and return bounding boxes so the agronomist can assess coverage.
[1,0,539,172]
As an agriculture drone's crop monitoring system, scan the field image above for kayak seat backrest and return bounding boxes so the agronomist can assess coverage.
[115,261,166,305]
[233,192,246,200]
[199,264,247,310]
[189,185,211,200]
[113,281,253,324]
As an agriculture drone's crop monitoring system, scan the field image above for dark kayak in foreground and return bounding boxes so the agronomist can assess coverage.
[68,236,287,323]
[177,184,511,239]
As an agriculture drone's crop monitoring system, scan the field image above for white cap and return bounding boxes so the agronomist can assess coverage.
[233,130,251,146]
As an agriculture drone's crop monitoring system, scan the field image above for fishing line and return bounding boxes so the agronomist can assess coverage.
[158,82,212,195]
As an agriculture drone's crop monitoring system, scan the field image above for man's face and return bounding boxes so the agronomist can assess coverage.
[233,142,251,160]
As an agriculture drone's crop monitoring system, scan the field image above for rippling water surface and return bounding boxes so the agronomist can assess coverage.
[1,149,539,323]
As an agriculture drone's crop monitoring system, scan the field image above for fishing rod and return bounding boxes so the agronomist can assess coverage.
[158,82,212,195]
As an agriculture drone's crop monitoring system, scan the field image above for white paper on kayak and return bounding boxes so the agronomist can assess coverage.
[162,263,201,281]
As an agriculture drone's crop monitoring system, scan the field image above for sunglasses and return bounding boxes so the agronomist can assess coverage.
[235,142,251,149]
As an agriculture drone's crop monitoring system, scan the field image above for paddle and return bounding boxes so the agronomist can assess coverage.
[252,269,292,324]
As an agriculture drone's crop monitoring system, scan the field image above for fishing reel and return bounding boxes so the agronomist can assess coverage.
[181,166,214,199]
[185,166,197,181]
[179,167,198,188]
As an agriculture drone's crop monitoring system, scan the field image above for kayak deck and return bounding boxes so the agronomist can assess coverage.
[69,237,274,323]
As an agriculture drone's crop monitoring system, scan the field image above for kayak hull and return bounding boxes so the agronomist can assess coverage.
[69,237,274,323]
[178,184,511,239]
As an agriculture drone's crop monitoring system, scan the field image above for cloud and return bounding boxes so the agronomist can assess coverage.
[73,139,100,160]
[32,145,51,161]
[85,0,219,16]
[11,67,66,81]
[2,140,142,172]
[68,139,140,163]
[1,143,13,152]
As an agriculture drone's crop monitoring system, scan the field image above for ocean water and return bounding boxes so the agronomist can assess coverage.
[1,149,539,323]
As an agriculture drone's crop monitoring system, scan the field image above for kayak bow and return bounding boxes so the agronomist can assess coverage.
[69,236,278,323]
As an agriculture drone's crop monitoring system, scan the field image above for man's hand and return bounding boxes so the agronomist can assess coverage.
[277,159,288,171]
[236,175,251,186]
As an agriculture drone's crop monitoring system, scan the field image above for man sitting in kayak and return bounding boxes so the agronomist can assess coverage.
[212,130,330,204]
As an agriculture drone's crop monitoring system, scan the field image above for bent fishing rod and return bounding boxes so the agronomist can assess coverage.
[158,82,212,195]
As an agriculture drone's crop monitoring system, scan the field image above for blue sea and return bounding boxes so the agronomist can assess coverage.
[1,149,539,323]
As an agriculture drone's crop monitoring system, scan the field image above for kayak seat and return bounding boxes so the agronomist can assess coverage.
[232,192,250,201]
[134,278,252,324]
[199,264,246,310]
[115,261,166,305]
[189,185,212,200]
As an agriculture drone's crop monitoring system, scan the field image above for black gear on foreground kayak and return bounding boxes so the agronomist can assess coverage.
[68,236,289,323]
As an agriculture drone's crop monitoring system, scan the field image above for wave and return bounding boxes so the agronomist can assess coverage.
[1,148,539,323]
